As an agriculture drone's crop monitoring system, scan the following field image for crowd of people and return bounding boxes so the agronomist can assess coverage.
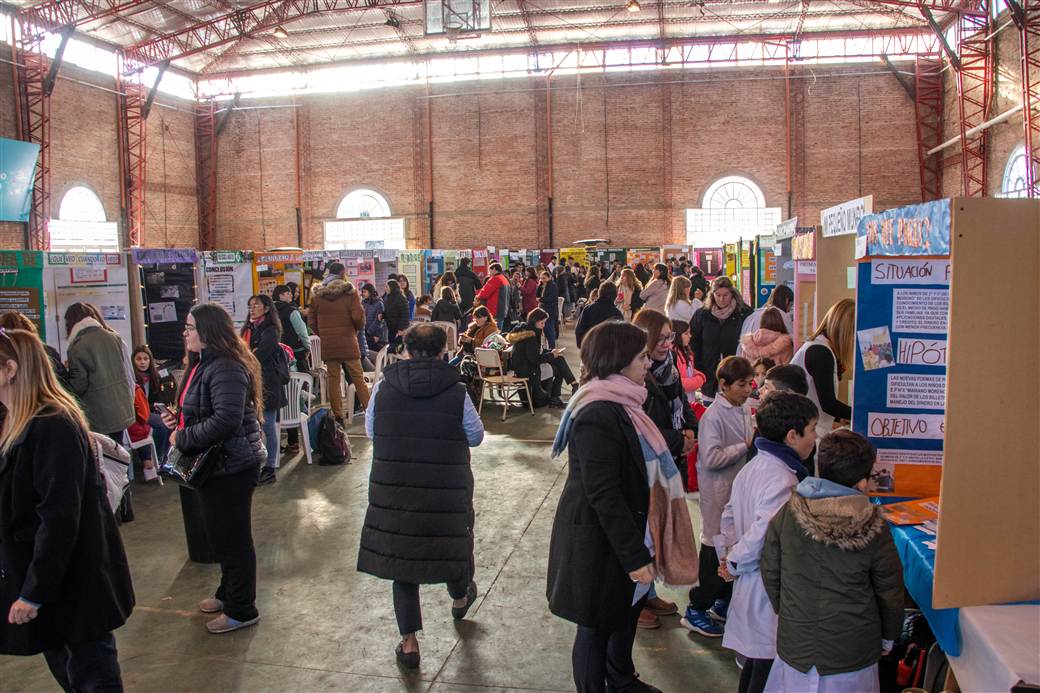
[0,250,892,693]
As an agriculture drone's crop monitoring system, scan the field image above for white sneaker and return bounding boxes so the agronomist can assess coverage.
[143,466,158,482]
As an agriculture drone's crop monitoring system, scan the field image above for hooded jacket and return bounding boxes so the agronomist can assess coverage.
[739,328,794,365]
[761,478,904,675]
[505,327,551,379]
[455,263,479,311]
[308,279,365,361]
[66,318,135,434]
[356,358,474,586]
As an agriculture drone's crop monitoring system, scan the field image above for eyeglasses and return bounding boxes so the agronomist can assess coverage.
[184,324,197,333]
[657,332,675,344]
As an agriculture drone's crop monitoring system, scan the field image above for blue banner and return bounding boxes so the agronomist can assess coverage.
[857,199,951,257]
[0,138,40,223]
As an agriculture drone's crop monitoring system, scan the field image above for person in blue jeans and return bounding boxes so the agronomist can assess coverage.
[241,295,287,486]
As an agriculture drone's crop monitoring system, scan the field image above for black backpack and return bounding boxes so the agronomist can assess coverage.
[316,411,350,465]
[273,343,291,386]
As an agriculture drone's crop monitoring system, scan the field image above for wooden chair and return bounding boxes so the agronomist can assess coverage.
[474,347,534,421]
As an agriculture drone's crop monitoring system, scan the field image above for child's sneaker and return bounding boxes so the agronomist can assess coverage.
[708,599,729,623]
[680,607,724,637]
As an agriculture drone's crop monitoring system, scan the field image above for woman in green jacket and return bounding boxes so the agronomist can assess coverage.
[64,303,135,441]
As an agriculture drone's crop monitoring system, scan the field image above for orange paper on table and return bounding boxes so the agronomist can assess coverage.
[880,496,940,525]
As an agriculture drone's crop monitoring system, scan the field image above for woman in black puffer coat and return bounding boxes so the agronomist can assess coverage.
[162,303,266,635]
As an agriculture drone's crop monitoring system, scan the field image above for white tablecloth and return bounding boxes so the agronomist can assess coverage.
[948,605,1040,692]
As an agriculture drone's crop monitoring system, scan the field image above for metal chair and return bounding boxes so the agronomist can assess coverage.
[278,372,314,464]
[474,347,534,421]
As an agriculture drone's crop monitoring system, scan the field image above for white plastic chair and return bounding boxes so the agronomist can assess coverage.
[129,437,163,486]
[308,335,323,369]
[278,372,314,465]
[474,348,534,421]
[431,321,458,354]
[308,334,329,406]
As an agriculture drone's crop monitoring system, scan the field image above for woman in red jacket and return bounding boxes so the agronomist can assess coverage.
[520,267,539,316]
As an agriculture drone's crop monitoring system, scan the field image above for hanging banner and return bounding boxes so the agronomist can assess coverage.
[695,248,724,278]
[792,229,816,260]
[775,217,798,241]
[0,138,40,222]
[397,251,423,295]
[627,247,660,269]
[253,251,303,298]
[821,195,873,238]
[0,250,45,337]
[45,252,132,359]
[853,201,951,498]
[200,251,253,330]
[132,248,198,362]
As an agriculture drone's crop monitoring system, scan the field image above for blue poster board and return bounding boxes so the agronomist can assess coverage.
[422,250,444,294]
[0,138,40,222]
[852,200,950,498]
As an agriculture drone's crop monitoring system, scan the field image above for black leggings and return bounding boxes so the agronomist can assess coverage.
[688,543,733,610]
[43,632,123,693]
[572,597,646,693]
[527,355,576,406]
[738,658,773,693]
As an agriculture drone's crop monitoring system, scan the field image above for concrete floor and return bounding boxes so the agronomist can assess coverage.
[0,328,739,693]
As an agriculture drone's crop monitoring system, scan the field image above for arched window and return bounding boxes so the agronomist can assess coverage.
[686,176,781,248]
[49,186,119,251]
[1000,145,1028,199]
[324,188,405,250]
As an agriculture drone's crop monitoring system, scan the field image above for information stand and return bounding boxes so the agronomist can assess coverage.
[133,248,198,362]
[44,252,132,359]
[200,251,253,329]
[852,200,951,498]
[0,250,45,337]
[253,251,303,297]
[397,251,423,293]
[627,247,659,269]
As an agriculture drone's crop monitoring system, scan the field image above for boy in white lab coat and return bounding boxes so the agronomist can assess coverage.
[718,392,819,693]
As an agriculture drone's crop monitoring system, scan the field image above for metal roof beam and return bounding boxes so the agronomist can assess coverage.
[517,0,539,47]
[42,25,73,96]
[919,4,960,69]
[122,0,420,70]
[881,53,916,98]
[17,0,153,33]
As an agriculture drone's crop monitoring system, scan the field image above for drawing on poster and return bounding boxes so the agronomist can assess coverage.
[145,271,166,286]
[892,288,948,334]
[871,461,895,493]
[101,305,126,321]
[897,338,947,367]
[858,326,895,371]
[160,285,180,299]
[886,373,947,410]
[877,449,944,466]
[148,301,177,323]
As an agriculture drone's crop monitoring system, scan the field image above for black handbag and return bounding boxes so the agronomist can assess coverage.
[160,444,225,488]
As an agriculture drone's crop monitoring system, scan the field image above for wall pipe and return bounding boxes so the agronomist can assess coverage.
[927,104,1023,155]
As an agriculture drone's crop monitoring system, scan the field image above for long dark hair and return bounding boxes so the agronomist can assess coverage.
[64,302,110,337]
[243,293,283,340]
[386,279,403,296]
[580,320,647,384]
[670,319,693,363]
[132,344,160,391]
[181,303,263,416]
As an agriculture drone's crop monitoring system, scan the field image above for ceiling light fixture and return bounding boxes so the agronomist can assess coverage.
[626,0,641,12]
[272,26,289,38]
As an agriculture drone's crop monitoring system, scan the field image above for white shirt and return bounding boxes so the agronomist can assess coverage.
[720,449,799,659]
[790,335,838,439]
[665,298,702,324]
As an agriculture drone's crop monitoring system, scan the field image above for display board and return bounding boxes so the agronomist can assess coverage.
[539,249,557,266]
[695,248,724,278]
[133,248,198,362]
[756,239,777,307]
[724,243,738,280]
[0,138,39,222]
[740,242,753,305]
[591,248,626,267]
[471,248,489,277]
[0,250,45,337]
[397,251,423,293]
[821,195,873,238]
[253,251,303,297]
[816,227,858,400]
[443,250,458,274]
[44,252,132,359]
[348,256,376,289]
[627,247,659,268]
[372,249,399,289]
[200,251,253,329]
[424,250,444,293]
[301,250,339,306]
[853,200,951,499]
[933,197,1040,608]
[559,247,588,267]
[662,244,692,263]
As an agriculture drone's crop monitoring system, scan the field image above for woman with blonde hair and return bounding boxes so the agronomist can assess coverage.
[614,268,643,321]
[664,275,703,324]
[790,298,855,439]
[0,328,134,689]
[0,311,67,387]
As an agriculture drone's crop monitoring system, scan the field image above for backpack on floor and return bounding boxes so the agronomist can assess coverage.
[316,411,350,466]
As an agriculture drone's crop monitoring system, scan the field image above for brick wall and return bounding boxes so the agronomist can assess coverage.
[214,63,925,251]
[0,62,196,250]
[942,15,1025,198]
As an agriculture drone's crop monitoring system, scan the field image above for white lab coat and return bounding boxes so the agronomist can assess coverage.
[764,659,879,693]
[719,449,799,659]
[696,395,753,546]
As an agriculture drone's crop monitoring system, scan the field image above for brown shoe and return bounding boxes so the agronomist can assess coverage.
[644,596,678,616]
[637,608,661,629]
[198,598,224,614]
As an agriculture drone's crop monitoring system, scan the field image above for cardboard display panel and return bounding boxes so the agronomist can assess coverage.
[0,250,45,337]
[627,247,659,268]
[44,252,133,359]
[133,248,198,362]
[253,251,303,297]
[815,229,857,400]
[755,238,777,307]
[695,248,724,278]
[933,197,1040,609]
[397,251,423,293]
[200,251,253,329]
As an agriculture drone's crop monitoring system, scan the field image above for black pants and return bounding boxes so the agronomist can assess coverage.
[392,579,470,635]
[43,632,123,693]
[738,658,773,693]
[526,356,576,407]
[197,466,258,622]
[688,544,733,610]
[572,596,646,693]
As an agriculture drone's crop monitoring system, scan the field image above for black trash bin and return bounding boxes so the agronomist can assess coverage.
[179,486,217,563]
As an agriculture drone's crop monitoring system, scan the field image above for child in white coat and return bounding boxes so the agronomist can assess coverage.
[682,356,755,638]
[718,392,819,693]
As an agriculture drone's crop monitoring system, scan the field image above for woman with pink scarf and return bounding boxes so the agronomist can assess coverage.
[690,277,753,403]
[547,320,699,693]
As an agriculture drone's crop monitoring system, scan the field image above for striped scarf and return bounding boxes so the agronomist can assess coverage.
[553,375,700,586]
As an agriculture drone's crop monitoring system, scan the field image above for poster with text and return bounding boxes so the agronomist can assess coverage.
[201,251,254,329]
[853,200,950,498]
[397,251,423,295]
[0,250,45,338]
[423,250,444,293]
[253,251,304,299]
[627,247,659,269]
[44,253,132,360]
[133,248,198,362]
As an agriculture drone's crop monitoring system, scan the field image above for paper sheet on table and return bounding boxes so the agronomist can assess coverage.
[881,496,940,525]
